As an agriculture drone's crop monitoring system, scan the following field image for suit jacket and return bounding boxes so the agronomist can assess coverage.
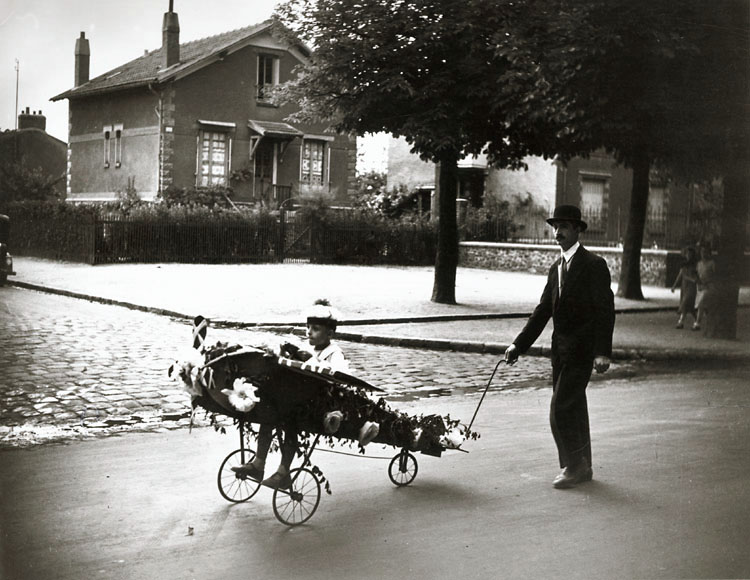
[514,246,615,364]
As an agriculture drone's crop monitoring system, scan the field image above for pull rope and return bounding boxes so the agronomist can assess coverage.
[467,359,506,433]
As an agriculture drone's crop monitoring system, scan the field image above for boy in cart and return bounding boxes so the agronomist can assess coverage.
[232,299,380,489]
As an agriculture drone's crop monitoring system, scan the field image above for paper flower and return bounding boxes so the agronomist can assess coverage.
[358,421,380,446]
[323,410,344,434]
[439,427,466,449]
[221,380,259,413]
[168,347,206,398]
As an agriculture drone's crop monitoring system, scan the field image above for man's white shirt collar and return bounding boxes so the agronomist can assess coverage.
[561,241,580,264]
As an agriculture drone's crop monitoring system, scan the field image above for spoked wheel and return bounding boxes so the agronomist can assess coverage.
[217,448,262,503]
[272,467,321,526]
[389,449,418,486]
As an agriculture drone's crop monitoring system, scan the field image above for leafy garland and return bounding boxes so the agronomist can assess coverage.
[172,340,480,495]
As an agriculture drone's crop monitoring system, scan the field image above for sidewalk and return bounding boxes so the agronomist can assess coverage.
[10,256,750,361]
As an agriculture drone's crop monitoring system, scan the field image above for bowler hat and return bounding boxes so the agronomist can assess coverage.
[546,205,587,232]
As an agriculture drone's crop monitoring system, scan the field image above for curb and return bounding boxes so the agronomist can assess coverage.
[11,279,750,363]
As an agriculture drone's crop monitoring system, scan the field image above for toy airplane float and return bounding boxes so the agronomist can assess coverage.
[169,316,477,525]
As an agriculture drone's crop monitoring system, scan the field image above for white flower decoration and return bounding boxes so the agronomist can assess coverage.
[169,347,206,398]
[439,427,466,449]
[221,380,260,413]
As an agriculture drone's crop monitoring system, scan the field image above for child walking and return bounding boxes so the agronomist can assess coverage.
[671,246,698,329]
[694,245,716,331]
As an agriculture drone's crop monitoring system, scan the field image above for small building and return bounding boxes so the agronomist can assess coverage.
[360,133,557,225]
[0,108,67,198]
[555,150,718,249]
[51,6,356,204]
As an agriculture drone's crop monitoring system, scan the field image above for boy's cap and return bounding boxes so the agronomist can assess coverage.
[306,299,341,329]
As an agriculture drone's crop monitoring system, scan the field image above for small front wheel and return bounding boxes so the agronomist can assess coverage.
[272,467,321,526]
[388,450,418,486]
[217,448,262,503]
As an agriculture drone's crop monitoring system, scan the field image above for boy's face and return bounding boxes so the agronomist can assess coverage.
[306,323,333,348]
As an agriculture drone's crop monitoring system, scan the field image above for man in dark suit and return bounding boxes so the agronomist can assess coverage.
[505,205,615,489]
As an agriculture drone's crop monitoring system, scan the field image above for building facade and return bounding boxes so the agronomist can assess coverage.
[555,150,716,249]
[52,10,356,205]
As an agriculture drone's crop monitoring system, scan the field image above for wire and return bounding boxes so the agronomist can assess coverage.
[312,447,393,460]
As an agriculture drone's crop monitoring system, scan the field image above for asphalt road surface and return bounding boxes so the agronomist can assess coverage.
[2,285,749,579]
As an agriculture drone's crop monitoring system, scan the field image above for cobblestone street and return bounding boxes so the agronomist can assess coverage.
[0,286,558,447]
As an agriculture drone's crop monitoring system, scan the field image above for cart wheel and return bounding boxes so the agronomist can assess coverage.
[272,467,321,526]
[217,448,262,503]
[389,450,418,486]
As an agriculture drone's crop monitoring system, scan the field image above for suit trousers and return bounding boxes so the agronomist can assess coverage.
[551,359,593,469]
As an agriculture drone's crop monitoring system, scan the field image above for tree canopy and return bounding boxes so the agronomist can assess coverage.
[275,0,749,310]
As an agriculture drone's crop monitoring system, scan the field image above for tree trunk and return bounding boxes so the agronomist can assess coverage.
[703,159,749,339]
[431,152,459,304]
[617,151,650,299]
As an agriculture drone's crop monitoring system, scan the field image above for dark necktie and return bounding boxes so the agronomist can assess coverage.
[560,258,568,291]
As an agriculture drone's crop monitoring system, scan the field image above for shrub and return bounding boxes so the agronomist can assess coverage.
[0,163,62,203]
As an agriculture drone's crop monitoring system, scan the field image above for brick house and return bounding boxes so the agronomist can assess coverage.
[51,7,356,204]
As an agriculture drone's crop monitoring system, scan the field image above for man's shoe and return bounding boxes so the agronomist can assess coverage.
[231,463,264,481]
[261,471,292,490]
[553,463,593,489]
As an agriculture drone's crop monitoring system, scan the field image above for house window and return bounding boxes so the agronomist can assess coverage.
[103,125,112,168]
[256,54,279,101]
[648,185,667,235]
[198,131,230,187]
[580,176,608,230]
[301,140,325,185]
[114,124,123,168]
[648,185,667,218]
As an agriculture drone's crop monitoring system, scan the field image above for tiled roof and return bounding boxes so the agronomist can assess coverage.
[52,19,284,101]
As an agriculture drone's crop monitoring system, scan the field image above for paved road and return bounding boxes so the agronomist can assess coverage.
[2,365,749,580]
[0,286,577,447]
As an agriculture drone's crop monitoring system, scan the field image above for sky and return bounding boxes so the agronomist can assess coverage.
[0,0,281,141]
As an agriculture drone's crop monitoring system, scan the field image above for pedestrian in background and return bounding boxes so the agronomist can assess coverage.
[694,245,716,331]
[505,205,615,489]
[671,246,698,329]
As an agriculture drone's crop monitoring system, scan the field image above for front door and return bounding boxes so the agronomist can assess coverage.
[254,141,276,205]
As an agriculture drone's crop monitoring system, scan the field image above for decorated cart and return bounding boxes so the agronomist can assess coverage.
[170,317,480,526]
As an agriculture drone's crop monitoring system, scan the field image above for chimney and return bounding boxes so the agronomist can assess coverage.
[162,0,180,68]
[75,31,90,87]
[18,107,47,131]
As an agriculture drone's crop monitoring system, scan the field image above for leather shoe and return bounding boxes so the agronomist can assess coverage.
[261,471,292,490]
[231,463,264,481]
[553,463,593,489]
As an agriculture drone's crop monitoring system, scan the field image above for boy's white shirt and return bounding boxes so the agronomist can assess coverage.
[312,342,349,373]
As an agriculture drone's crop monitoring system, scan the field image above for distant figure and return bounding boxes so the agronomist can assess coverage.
[694,246,717,331]
[504,205,615,489]
[671,246,698,329]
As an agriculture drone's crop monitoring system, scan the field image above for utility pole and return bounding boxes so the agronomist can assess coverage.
[14,59,20,130]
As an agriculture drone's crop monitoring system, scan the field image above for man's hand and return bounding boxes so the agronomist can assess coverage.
[504,344,519,366]
[594,356,610,374]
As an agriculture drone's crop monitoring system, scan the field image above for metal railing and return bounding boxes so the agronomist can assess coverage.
[462,206,738,250]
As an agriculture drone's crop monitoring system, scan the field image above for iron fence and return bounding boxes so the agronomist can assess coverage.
[462,206,740,250]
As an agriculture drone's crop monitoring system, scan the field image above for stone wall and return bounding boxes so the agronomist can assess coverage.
[459,241,677,287]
